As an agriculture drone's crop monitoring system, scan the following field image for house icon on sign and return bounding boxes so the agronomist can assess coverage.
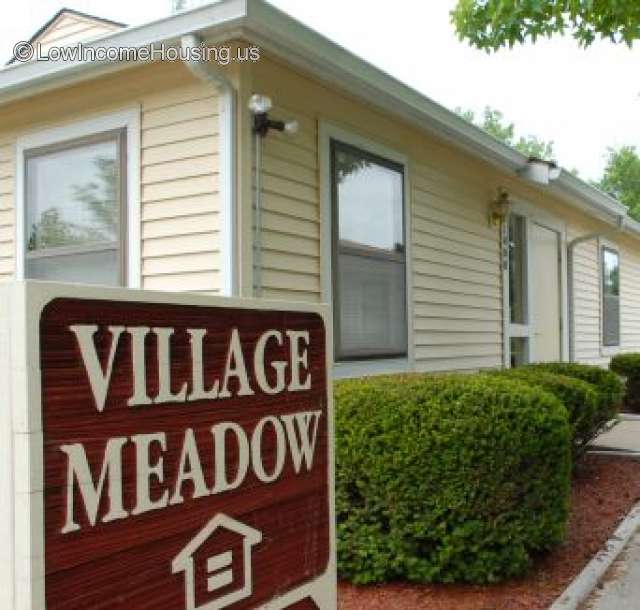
[172,513,262,610]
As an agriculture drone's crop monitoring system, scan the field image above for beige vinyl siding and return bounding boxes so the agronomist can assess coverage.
[258,108,320,302]
[141,83,221,292]
[0,138,14,280]
[250,54,505,372]
[35,14,122,51]
[571,237,603,364]
[620,242,640,352]
[0,61,222,292]
[411,163,503,372]
[568,212,640,366]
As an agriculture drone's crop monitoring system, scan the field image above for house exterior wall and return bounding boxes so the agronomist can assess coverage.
[247,52,640,372]
[2,48,640,371]
[0,60,223,292]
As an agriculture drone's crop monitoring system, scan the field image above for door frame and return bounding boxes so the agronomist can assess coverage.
[502,199,569,367]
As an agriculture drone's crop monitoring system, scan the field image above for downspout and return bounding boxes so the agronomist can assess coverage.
[181,33,237,296]
[254,131,263,297]
[567,214,625,362]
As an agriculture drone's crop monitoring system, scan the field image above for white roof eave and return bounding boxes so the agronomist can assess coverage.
[0,0,635,236]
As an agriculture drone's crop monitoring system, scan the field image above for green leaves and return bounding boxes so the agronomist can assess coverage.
[334,373,572,585]
[610,352,640,412]
[452,0,640,51]
[456,106,555,160]
[595,146,640,221]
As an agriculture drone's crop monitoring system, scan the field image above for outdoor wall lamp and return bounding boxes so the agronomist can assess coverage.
[489,187,512,227]
[519,157,562,185]
[248,93,299,137]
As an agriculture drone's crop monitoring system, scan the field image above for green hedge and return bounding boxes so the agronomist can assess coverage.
[524,362,622,426]
[610,353,640,413]
[335,374,572,585]
[487,368,599,458]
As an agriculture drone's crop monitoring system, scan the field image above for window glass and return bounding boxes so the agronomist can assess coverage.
[510,337,529,368]
[25,132,124,285]
[602,247,620,347]
[334,145,404,252]
[508,214,527,325]
[332,140,407,360]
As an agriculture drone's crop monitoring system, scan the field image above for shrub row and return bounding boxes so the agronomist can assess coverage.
[335,373,572,585]
[487,362,622,457]
[335,362,622,586]
[610,353,640,412]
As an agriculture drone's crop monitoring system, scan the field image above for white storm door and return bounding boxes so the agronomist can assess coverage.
[529,222,562,362]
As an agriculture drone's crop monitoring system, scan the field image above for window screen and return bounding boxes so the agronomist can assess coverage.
[24,130,126,286]
[602,247,620,347]
[331,140,407,360]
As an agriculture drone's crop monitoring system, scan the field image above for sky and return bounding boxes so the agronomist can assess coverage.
[2,0,639,181]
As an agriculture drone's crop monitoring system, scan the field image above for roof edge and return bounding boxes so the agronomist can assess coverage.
[0,0,636,238]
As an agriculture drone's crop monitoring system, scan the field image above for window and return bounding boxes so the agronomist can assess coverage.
[602,247,620,347]
[24,129,126,286]
[330,140,407,361]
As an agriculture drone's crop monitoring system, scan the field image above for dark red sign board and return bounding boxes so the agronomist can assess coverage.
[39,297,332,609]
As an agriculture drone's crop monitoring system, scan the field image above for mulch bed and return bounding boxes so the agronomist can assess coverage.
[339,454,640,610]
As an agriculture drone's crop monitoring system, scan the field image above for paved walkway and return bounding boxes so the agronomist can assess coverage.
[591,418,640,453]
[584,530,640,610]
[582,419,640,610]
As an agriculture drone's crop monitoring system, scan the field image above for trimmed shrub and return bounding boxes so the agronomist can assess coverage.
[610,353,640,413]
[335,374,572,585]
[487,368,599,458]
[524,362,622,426]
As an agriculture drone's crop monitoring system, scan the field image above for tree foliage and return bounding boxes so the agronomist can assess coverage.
[457,106,555,160]
[452,0,640,51]
[596,145,640,221]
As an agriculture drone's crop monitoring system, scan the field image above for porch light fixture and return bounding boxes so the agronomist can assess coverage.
[519,157,562,185]
[489,187,511,227]
[248,93,299,137]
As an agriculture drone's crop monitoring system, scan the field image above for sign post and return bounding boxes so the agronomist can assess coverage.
[0,281,336,610]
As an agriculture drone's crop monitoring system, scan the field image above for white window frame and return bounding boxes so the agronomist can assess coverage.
[319,122,414,378]
[503,199,569,366]
[599,237,621,356]
[15,107,141,287]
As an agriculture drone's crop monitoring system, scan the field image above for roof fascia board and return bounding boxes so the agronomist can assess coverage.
[242,0,526,173]
[0,0,248,105]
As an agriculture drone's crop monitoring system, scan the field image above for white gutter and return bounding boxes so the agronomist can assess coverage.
[180,33,237,297]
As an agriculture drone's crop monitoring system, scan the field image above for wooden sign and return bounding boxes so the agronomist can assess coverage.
[0,282,336,610]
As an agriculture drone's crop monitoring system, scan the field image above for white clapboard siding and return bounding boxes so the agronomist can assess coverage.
[141,87,220,292]
[35,13,122,51]
[411,161,502,372]
[571,238,602,363]
[256,105,320,302]
[0,140,14,280]
[621,243,640,353]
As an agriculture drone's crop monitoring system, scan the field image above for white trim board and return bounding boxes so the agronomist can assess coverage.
[14,107,142,288]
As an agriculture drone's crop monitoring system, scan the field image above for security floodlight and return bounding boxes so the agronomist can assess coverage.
[248,94,273,115]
